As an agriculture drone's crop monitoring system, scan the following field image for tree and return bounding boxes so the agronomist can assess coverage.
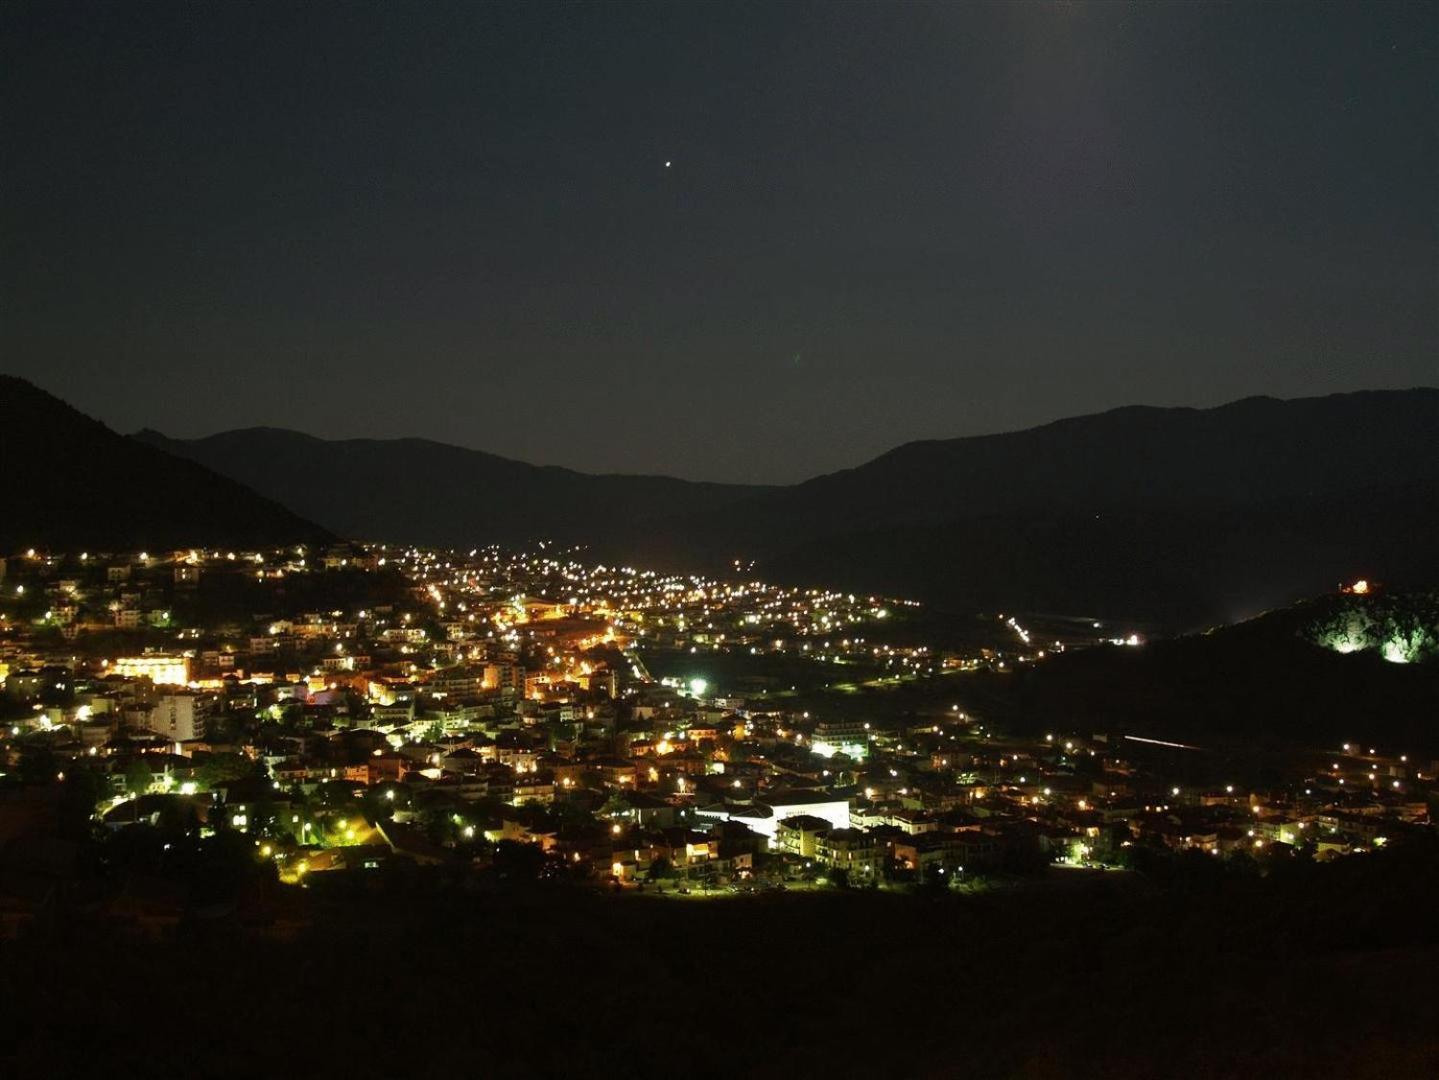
[57,766,106,839]
[599,793,631,818]
[16,743,59,784]
[493,840,544,882]
[921,862,949,892]
[828,866,851,889]
[882,854,911,884]
[194,752,252,790]
[125,757,153,795]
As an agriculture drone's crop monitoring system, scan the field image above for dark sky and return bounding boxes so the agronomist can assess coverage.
[3,2,1435,484]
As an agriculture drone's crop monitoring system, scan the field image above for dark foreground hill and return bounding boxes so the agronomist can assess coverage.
[0,376,331,553]
[4,862,1438,1079]
[138,389,1439,629]
[134,426,770,551]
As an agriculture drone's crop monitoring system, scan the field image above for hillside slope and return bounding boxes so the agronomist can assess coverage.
[0,376,331,553]
[632,389,1439,625]
[988,588,1439,753]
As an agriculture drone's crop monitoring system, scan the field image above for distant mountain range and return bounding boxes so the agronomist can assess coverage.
[2,374,1432,629]
[134,387,1439,630]
[132,426,770,552]
[0,375,331,552]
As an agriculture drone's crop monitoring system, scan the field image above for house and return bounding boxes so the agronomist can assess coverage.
[376,820,449,866]
[592,757,638,788]
[775,814,831,858]
[816,828,885,877]
[513,775,555,806]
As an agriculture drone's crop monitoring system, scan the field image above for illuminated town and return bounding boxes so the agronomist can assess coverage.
[1,542,1430,934]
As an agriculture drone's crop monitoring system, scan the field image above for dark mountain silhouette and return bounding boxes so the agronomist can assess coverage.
[132,426,770,550]
[133,388,1438,629]
[723,390,1439,533]
[759,472,1439,629]
[0,375,331,553]
[675,389,1439,627]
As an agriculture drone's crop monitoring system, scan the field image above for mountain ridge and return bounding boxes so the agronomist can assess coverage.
[107,384,1439,629]
[132,424,770,552]
[140,386,1439,490]
[133,425,777,486]
[0,375,332,553]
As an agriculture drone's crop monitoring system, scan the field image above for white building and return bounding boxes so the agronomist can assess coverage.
[143,693,208,742]
[696,790,852,843]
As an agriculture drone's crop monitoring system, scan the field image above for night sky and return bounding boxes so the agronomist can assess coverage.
[3,2,1434,484]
